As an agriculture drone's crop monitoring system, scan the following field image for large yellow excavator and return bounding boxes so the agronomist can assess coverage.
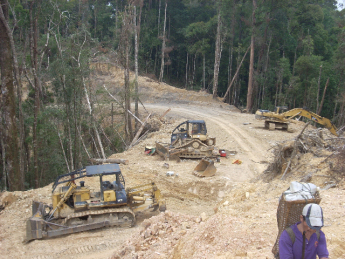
[255,107,338,136]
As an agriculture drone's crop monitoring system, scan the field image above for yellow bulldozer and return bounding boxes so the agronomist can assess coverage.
[255,107,338,136]
[26,164,166,241]
[155,120,219,160]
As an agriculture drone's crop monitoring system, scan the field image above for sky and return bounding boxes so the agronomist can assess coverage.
[338,0,345,10]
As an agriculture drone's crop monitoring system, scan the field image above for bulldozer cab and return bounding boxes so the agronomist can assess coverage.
[51,164,128,215]
[171,120,207,144]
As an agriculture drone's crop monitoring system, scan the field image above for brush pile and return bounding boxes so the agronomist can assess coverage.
[261,127,345,188]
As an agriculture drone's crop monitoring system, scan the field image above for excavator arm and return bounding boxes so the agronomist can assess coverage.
[282,108,338,136]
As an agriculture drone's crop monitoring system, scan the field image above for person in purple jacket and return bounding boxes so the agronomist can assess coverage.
[279,203,329,259]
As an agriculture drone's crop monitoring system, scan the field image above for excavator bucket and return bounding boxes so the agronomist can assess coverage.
[193,158,216,177]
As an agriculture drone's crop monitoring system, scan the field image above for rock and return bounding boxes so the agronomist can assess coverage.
[166,171,174,176]
[152,224,159,235]
[245,192,250,199]
[144,230,152,239]
[182,222,191,229]
[200,212,207,222]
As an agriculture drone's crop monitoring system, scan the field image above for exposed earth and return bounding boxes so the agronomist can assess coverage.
[1,63,345,259]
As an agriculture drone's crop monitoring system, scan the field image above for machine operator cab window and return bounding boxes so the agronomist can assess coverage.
[171,122,188,144]
[190,121,207,135]
[83,164,127,204]
[191,123,199,135]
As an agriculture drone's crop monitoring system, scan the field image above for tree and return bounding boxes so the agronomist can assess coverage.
[133,0,144,131]
[0,0,23,191]
[119,5,134,141]
[159,1,167,82]
[246,0,257,112]
[212,3,222,98]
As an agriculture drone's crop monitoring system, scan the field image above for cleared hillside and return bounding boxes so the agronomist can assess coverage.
[1,65,344,259]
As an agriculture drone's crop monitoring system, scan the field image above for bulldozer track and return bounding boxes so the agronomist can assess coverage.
[63,206,135,226]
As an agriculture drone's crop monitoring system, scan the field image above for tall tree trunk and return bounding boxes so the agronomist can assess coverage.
[316,65,323,113]
[212,7,222,99]
[222,45,250,102]
[134,1,143,132]
[94,0,97,38]
[227,1,236,102]
[30,1,41,188]
[123,8,133,141]
[246,0,256,112]
[317,78,329,115]
[0,0,22,191]
[157,0,161,37]
[1,0,25,188]
[134,6,139,131]
[159,1,167,82]
[191,54,196,90]
[185,53,188,89]
[261,34,272,106]
[203,54,205,90]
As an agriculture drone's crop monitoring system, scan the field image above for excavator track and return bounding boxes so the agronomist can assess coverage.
[62,207,136,227]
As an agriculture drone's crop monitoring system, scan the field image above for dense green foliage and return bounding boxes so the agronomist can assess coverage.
[0,0,345,190]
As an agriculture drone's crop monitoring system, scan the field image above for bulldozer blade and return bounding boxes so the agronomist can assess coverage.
[26,217,111,241]
[26,201,47,241]
[193,159,216,177]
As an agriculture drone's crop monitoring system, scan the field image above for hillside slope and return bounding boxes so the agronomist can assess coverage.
[1,64,344,259]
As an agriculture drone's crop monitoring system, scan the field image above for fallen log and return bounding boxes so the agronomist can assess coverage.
[90,158,129,165]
